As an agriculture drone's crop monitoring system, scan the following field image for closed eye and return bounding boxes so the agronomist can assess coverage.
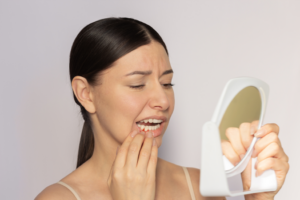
[162,83,174,88]
[129,83,174,90]
[129,85,145,89]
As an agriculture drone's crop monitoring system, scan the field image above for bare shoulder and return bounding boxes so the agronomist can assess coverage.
[186,167,225,200]
[185,167,203,200]
[157,158,225,200]
[35,183,77,200]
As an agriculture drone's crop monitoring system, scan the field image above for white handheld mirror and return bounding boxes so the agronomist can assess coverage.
[200,77,277,197]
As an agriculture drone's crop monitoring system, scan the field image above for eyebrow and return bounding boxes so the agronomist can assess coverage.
[125,69,173,77]
[161,69,173,76]
[125,70,152,76]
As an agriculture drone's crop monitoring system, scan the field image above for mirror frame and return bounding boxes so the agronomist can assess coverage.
[200,77,277,197]
[213,79,267,177]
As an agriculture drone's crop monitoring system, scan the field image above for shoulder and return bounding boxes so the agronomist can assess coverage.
[186,167,200,183]
[185,167,202,200]
[34,183,77,200]
[186,167,226,200]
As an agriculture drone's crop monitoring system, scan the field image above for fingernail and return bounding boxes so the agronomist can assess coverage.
[255,129,265,137]
[250,126,255,135]
[255,161,258,169]
[252,149,256,158]
[152,138,156,146]
[147,131,153,138]
[140,131,145,135]
[240,154,245,159]
[131,130,138,137]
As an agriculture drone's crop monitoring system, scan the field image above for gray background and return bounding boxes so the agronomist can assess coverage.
[1,1,299,199]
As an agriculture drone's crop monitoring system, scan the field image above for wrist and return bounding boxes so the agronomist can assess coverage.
[245,194,274,200]
[244,195,255,200]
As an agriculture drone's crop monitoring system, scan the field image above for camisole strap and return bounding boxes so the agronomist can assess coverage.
[182,167,196,200]
[57,181,82,200]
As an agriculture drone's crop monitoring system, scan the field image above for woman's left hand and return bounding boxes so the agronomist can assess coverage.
[222,123,289,200]
[244,123,289,200]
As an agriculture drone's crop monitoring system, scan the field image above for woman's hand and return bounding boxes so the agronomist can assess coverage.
[107,130,158,200]
[245,124,289,200]
[221,123,289,200]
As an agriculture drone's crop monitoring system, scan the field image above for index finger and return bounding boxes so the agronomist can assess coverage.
[114,130,138,168]
[254,123,280,138]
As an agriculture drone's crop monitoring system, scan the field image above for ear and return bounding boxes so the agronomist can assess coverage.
[71,76,96,113]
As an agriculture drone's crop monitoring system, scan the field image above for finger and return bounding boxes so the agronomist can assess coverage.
[137,132,154,170]
[221,140,241,165]
[114,130,138,168]
[125,133,145,168]
[239,122,254,150]
[241,158,252,190]
[252,132,281,157]
[147,137,158,175]
[254,123,280,138]
[250,120,259,135]
[108,146,119,186]
[256,142,289,163]
[107,155,116,187]
[225,127,247,157]
[255,157,289,177]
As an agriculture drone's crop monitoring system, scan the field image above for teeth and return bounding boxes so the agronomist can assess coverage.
[136,118,163,132]
[138,119,163,124]
[137,123,161,131]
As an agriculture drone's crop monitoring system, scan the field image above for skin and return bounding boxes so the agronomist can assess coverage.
[35,41,288,200]
[222,122,289,200]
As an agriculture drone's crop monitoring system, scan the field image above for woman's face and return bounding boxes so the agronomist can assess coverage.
[91,41,174,147]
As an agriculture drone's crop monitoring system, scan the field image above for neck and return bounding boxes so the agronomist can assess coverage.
[80,114,162,184]
[83,125,120,183]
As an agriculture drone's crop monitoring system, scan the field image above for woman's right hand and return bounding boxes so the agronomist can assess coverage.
[107,130,158,200]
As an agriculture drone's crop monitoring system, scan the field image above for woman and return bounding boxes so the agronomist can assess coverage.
[35,17,289,200]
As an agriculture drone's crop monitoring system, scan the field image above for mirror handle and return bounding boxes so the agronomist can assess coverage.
[249,157,277,191]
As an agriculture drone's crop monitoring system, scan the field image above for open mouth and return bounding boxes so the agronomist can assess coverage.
[136,119,163,131]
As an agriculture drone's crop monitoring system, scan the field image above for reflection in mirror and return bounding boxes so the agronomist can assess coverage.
[219,86,261,169]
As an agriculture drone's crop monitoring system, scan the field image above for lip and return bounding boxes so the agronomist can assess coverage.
[136,115,167,123]
[135,115,167,137]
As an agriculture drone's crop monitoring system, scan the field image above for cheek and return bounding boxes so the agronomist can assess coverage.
[116,92,146,119]
[95,87,147,136]
[167,90,175,116]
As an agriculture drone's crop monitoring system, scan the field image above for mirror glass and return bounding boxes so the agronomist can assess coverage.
[219,86,261,170]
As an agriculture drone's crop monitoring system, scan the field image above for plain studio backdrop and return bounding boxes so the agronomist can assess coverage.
[1,1,299,200]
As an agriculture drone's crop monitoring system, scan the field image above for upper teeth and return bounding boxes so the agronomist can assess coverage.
[139,119,163,123]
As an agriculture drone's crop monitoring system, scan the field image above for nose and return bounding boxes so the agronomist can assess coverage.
[148,83,170,111]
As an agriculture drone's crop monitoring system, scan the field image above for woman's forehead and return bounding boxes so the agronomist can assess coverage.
[112,42,171,74]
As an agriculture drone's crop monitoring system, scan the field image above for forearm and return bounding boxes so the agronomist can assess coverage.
[244,195,274,200]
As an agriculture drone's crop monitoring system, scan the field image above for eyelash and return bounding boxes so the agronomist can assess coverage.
[129,83,174,90]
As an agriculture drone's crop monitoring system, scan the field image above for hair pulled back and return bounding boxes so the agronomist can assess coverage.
[69,17,168,168]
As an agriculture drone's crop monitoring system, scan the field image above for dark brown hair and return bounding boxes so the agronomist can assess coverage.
[69,17,168,168]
